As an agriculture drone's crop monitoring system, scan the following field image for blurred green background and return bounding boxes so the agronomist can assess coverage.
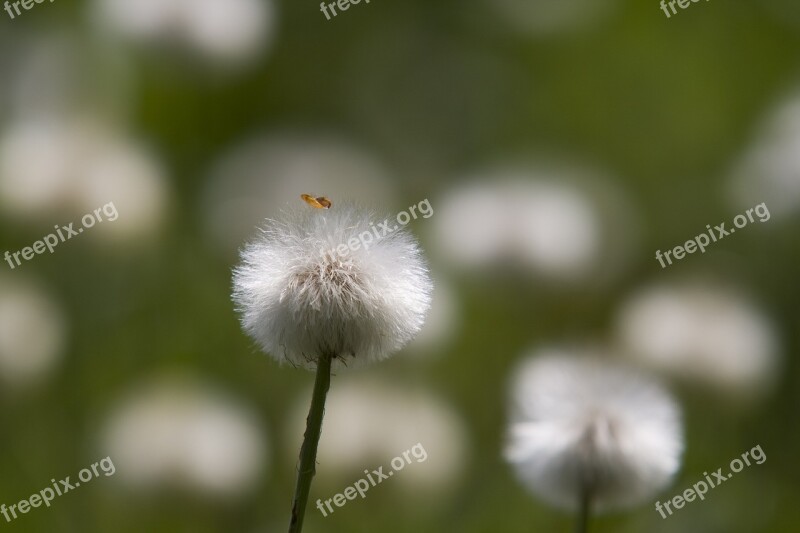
[0,0,799,531]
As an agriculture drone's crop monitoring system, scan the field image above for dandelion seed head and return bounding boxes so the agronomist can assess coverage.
[102,379,267,497]
[505,350,684,512]
[232,204,432,370]
[616,283,780,397]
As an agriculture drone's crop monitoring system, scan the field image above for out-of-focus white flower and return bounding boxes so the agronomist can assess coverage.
[76,135,168,241]
[433,181,509,268]
[91,0,275,65]
[0,120,78,218]
[0,277,66,387]
[505,349,683,512]
[403,277,459,357]
[233,204,432,371]
[728,89,800,219]
[203,134,397,252]
[0,117,168,240]
[183,0,272,63]
[435,179,598,276]
[489,0,619,36]
[514,182,599,275]
[433,168,637,283]
[615,283,780,396]
[288,377,467,492]
[103,379,266,497]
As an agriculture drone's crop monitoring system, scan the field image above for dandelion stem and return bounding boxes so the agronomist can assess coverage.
[575,484,591,533]
[288,352,333,533]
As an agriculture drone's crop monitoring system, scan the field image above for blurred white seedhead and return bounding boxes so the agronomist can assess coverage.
[76,133,168,240]
[0,277,66,388]
[203,133,396,252]
[489,0,619,37]
[0,117,168,241]
[91,0,275,65]
[233,204,433,371]
[103,379,267,497]
[0,119,77,218]
[433,167,637,283]
[505,348,683,512]
[288,377,467,492]
[728,88,800,219]
[402,277,459,358]
[616,282,780,396]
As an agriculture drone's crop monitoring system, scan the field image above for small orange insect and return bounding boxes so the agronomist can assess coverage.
[301,194,332,209]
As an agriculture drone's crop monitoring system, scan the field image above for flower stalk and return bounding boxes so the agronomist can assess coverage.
[288,352,333,533]
[576,482,591,533]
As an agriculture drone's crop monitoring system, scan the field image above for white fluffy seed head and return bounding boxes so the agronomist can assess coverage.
[505,350,684,512]
[616,283,780,397]
[232,204,433,370]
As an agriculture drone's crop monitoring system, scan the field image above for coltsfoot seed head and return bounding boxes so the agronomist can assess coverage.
[232,204,433,370]
[505,351,684,512]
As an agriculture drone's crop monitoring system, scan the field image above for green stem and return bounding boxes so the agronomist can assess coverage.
[288,352,333,533]
[575,483,591,533]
